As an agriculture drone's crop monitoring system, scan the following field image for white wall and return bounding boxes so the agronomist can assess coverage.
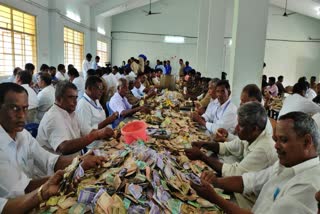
[222,2,320,86]
[263,5,320,86]
[112,33,197,74]
[111,0,200,73]
[111,0,320,86]
[0,0,111,81]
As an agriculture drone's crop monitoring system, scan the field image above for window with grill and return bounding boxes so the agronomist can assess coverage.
[97,40,107,67]
[0,4,37,76]
[64,27,84,71]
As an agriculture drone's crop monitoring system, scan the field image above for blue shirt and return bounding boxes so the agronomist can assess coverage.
[165,65,172,75]
[184,66,192,74]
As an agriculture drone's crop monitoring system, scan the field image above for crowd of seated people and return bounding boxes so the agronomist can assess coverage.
[0,53,320,213]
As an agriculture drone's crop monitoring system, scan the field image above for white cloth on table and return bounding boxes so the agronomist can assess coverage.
[219,130,277,177]
[76,93,106,148]
[242,157,320,214]
[109,92,131,116]
[36,104,81,155]
[37,85,55,122]
[72,76,85,101]
[202,98,237,134]
[0,126,59,199]
[278,94,320,118]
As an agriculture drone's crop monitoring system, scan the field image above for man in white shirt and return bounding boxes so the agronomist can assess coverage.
[37,81,114,155]
[55,64,68,81]
[187,102,277,208]
[191,111,320,214]
[16,70,38,123]
[102,69,117,99]
[82,53,93,80]
[76,76,118,148]
[187,102,277,176]
[92,56,100,70]
[279,82,320,117]
[191,80,237,134]
[36,72,55,122]
[2,67,22,83]
[0,171,64,214]
[0,82,107,208]
[215,84,273,142]
[113,66,122,80]
[109,78,147,125]
[67,67,85,101]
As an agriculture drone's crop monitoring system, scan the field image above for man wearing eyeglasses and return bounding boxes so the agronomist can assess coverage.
[75,76,118,149]
[37,80,114,156]
[0,82,107,213]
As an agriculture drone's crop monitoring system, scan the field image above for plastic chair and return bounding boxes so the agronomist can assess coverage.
[25,123,39,138]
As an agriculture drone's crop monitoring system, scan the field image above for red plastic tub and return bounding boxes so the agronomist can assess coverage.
[121,121,148,144]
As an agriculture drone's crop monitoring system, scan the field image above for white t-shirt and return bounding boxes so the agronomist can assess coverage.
[278,94,320,118]
[243,157,320,213]
[37,85,55,122]
[109,92,132,115]
[72,76,85,101]
[82,60,93,80]
[55,71,68,81]
[37,104,82,155]
[202,98,237,134]
[76,93,107,148]
[21,84,38,110]
[0,126,59,199]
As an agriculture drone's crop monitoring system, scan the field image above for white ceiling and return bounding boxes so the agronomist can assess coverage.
[77,0,320,20]
[270,0,320,20]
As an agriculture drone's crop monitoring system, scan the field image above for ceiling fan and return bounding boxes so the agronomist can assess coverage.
[143,0,161,16]
[273,0,296,17]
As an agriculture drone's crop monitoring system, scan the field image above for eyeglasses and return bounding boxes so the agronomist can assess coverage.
[2,104,28,113]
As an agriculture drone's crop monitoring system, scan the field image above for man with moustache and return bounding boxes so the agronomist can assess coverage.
[0,83,106,212]
[191,112,320,213]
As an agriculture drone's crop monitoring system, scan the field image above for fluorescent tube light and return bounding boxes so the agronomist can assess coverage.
[164,36,185,44]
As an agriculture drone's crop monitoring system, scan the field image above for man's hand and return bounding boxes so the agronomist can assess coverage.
[201,170,217,185]
[192,141,207,149]
[97,127,114,139]
[214,128,228,142]
[190,179,217,202]
[41,170,64,201]
[185,147,204,161]
[111,112,119,121]
[191,112,199,121]
[80,152,106,170]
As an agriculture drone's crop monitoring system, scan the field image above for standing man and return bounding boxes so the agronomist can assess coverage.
[178,59,185,78]
[93,56,100,70]
[82,53,93,80]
